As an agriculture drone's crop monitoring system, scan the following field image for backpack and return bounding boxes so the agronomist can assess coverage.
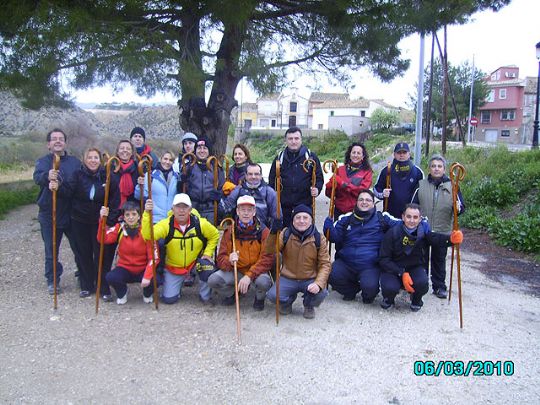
[281,227,321,250]
[277,147,313,165]
[163,214,207,252]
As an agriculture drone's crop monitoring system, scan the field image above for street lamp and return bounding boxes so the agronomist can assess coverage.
[533,41,540,149]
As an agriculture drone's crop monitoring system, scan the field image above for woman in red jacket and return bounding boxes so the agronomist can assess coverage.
[99,201,159,304]
[325,143,373,219]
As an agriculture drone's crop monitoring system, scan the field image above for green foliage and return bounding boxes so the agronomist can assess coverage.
[369,108,400,130]
[0,183,38,219]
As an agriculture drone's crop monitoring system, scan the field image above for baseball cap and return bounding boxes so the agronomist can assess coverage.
[172,193,192,207]
[237,195,256,207]
[394,142,410,153]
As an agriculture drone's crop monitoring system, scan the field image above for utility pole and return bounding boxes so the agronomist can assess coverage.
[414,33,425,166]
[467,55,475,143]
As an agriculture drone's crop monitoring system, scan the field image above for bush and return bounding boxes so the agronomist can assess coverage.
[0,183,39,219]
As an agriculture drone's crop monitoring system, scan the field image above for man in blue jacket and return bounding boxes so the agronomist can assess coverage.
[33,128,81,294]
[323,189,399,304]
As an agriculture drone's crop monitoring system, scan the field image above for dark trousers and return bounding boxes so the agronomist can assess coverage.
[429,244,448,291]
[70,219,100,292]
[380,266,429,306]
[329,259,379,300]
[106,266,154,298]
[39,214,81,286]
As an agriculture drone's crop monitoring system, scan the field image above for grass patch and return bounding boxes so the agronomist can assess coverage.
[0,182,39,219]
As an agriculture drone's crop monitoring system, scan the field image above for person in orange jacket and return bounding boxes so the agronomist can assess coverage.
[99,201,159,305]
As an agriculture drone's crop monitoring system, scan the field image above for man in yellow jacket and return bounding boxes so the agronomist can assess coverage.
[143,193,219,304]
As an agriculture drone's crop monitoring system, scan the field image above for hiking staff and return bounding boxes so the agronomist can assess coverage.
[137,155,153,215]
[274,160,282,325]
[448,162,466,328]
[219,154,230,178]
[51,153,60,310]
[384,161,391,212]
[181,152,196,193]
[96,156,121,314]
[302,158,317,219]
[323,159,338,255]
[206,155,221,225]
[138,157,159,310]
[219,217,241,343]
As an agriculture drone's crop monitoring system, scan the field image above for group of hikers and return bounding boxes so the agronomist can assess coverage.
[34,125,464,319]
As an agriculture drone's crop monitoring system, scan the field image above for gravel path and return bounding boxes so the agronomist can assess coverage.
[1,203,539,404]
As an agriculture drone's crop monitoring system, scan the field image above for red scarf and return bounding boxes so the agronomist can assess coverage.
[119,160,136,207]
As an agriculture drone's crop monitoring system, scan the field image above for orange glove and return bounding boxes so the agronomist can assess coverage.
[222,180,236,196]
[402,272,415,293]
[450,230,464,245]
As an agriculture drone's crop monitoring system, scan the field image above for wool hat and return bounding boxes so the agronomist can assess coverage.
[196,137,212,152]
[292,204,313,219]
[237,195,256,207]
[130,127,146,140]
[182,132,198,143]
[394,142,410,153]
[172,193,192,207]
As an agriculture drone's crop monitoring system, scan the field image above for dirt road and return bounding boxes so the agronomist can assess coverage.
[1,203,538,404]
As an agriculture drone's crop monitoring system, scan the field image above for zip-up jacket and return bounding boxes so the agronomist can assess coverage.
[325,165,373,214]
[134,168,178,223]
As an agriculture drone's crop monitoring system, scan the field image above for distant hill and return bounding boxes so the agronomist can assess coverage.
[0,91,183,139]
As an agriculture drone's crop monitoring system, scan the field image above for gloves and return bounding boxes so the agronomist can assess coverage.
[450,230,464,245]
[323,217,334,233]
[222,181,236,196]
[350,177,363,186]
[402,272,415,293]
[270,218,283,234]
[209,189,221,202]
[196,258,217,282]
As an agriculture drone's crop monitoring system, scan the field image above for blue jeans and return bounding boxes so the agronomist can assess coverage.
[106,266,154,298]
[266,276,328,308]
[329,259,380,301]
[162,270,211,304]
[380,266,429,306]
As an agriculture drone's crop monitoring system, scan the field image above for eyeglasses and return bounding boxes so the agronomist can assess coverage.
[357,198,374,203]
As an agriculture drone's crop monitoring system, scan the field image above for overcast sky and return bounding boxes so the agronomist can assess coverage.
[74,0,540,109]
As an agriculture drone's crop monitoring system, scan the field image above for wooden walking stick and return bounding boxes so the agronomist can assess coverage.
[448,162,466,328]
[138,157,159,310]
[96,156,121,314]
[323,159,338,255]
[206,156,221,225]
[181,152,196,193]
[302,158,317,219]
[274,160,282,325]
[51,153,60,310]
[137,155,153,214]
[384,161,391,212]
[219,154,230,179]
[219,217,241,343]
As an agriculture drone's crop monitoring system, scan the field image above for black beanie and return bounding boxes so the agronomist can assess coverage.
[292,204,313,219]
[130,127,146,140]
[196,137,212,153]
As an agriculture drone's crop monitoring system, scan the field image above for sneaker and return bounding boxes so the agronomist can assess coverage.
[102,294,114,302]
[79,290,91,298]
[410,299,424,312]
[253,297,265,311]
[116,290,128,304]
[362,297,375,304]
[184,273,195,287]
[380,297,394,310]
[303,306,315,319]
[342,294,356,301]
[279,303,292,315]
[47,284,62,295]
[143,295,153,304]
[221,295,236,306]
[199,296,215,306]
[433,288,448,299]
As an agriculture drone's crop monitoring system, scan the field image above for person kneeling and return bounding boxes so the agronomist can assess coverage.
[265,205,331,319]
[99,201,158,305]
[379,203,462,312]
[208,195,274,311]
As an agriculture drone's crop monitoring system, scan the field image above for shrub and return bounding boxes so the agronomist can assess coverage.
[0,183,39,219]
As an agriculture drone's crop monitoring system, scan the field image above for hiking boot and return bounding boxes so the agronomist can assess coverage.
[102,294,114,302]
[279,302,292,315]
[380,297,394,310]
[253,297,265,311]
[79,290,91,298]
[143,294,153,304]
[184,273,195,287]
[362,297,375,304]
[303,306,315,319]
[221,295,235,306]
[433,288,448,299]
[410,299,424,312]
[47,284,61,295]
[199,296,215,306]
[342,294,356,301]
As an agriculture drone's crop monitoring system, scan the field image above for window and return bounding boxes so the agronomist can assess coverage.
[361,110,366,117]
[243,119,252,129]
[501,130,510,137]
[288,116,296,127]
[330,111,335,116]
[486,90,495,102]
[271,119,276,127]
[500,110,515,121]
[480,111,491,124]
[499,89,507,99]
[318,124,323,129]
[289,102,297,113]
